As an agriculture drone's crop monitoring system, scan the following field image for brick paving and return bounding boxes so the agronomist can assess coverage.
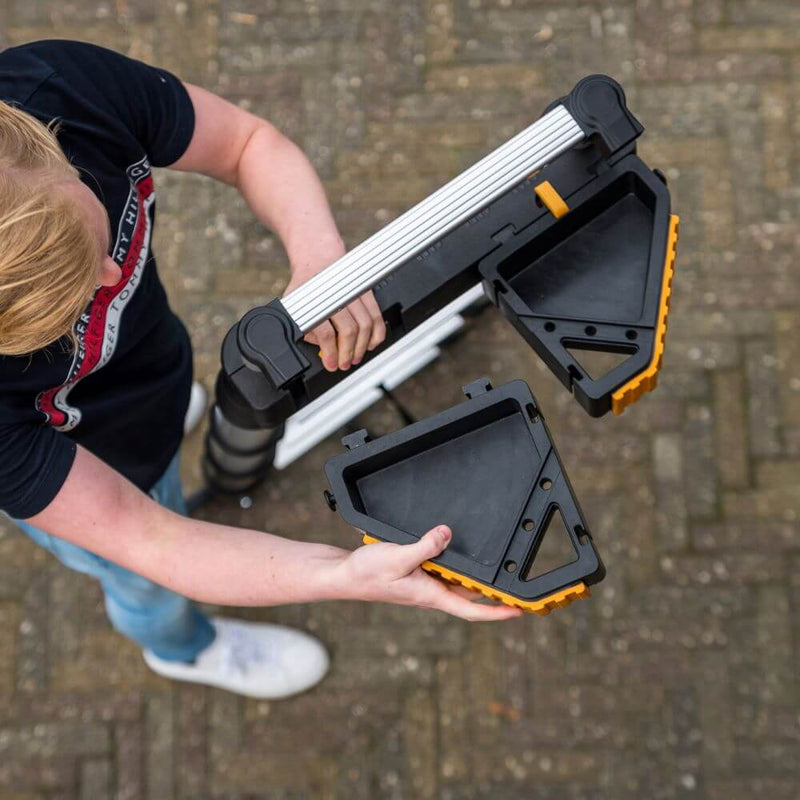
[1,1,800,798]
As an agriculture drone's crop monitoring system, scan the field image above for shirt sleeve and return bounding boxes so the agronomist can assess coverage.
[23,40,196,167]
[0,422,77,520]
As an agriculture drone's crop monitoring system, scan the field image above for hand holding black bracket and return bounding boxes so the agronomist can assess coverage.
[324,379,605,614]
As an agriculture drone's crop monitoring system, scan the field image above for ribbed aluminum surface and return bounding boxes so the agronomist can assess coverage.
[282,105,583,332]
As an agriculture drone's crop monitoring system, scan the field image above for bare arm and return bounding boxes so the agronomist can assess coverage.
[26,447,520,620]
[168,83,386,371]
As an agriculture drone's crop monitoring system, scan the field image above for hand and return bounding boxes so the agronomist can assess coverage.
[284,237,387,372]
[335,525,524,621]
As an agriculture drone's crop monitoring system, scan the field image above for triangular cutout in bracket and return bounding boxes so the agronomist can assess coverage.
[566,344,637,382]
[524,505,579,580]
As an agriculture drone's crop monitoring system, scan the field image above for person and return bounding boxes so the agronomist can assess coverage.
[0,40,520,700]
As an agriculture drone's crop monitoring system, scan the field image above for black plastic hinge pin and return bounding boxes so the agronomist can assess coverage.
[323,490,337,512]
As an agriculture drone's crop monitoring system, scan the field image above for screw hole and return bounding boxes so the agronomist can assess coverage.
[523,519,535,532]
[544,321,556,333]
[504,560,517,573]
[626,329,638,340]
[540,478,552,490]
[585,325,596,336]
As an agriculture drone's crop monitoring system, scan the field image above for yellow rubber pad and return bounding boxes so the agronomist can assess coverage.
[611,214,680,415]
[361,534,590,615]
[534,180,569,218]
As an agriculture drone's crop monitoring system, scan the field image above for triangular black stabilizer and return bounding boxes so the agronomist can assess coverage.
[324,379,604,610]
[479,157,676,417]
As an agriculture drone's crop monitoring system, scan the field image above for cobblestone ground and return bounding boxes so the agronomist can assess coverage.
[2,1,800,798]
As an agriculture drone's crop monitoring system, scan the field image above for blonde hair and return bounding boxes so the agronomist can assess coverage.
[0,100,99,356]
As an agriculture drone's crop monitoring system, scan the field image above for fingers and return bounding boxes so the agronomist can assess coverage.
[347,299,374,367]
[447,584,483,601]
[310,321,338,371]
[421,569,524,620]
[308,291,386,372]
[330,309,358,370]
[430,585,524,621]
[391,525,452,574]
[308,307,369,373]
[349,525,524,621]
[360,291,387,351]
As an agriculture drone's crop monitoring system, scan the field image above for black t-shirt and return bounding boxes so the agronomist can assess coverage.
[0,40,196,518]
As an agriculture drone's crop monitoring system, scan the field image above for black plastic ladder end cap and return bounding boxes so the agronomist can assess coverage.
[567,74,644,155]
[236,300,309,389]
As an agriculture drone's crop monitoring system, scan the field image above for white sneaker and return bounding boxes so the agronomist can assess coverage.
[183,381,207,435]
[143,617,330,699]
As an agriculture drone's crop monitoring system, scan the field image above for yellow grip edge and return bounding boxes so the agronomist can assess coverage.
[611,213,680,415]
[534,180,570,218]
[361,533,590,615]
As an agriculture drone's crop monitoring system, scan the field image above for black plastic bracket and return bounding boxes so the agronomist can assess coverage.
[325,379,605,611]
[214,73,673,432]
[478,156,674,416]
[236,300,309,390]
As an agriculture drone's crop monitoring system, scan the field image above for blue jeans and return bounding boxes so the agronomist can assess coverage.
[14,452,215,662]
